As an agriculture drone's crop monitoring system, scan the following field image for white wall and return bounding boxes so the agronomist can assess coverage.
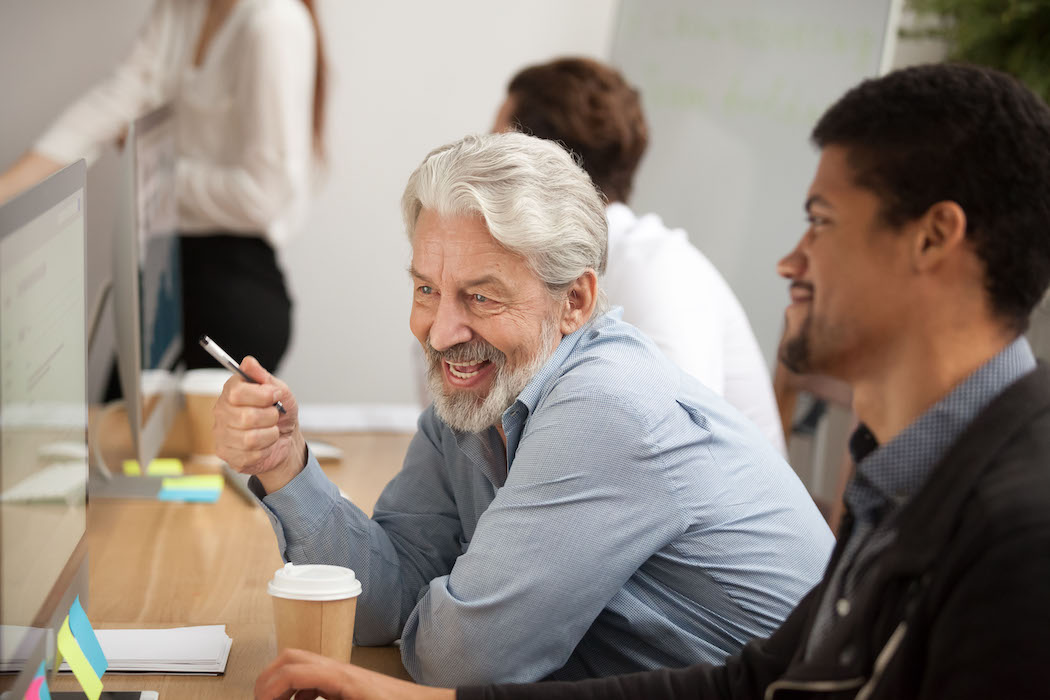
[0,0,619,412]
[283,1,618,407]
[0,0,153,400]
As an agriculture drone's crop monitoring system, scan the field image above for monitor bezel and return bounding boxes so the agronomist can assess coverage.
[0,160,90,698]
[112,103,184,470]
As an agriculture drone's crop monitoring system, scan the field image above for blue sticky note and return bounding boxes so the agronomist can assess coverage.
[29,660,51,700]
[157,488,221,503]
[68,596,107,678]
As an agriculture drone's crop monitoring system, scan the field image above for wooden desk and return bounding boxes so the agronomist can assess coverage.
[51,430,415,698]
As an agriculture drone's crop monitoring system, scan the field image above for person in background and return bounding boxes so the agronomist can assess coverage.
[0,0,325,373]
[493,57,786,455]
[217,131,832,686]
[255,63,1050,700]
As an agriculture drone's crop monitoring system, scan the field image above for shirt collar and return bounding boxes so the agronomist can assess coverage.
[501,310,619,468]
[846,336,1036,521]
[449,311,618,481]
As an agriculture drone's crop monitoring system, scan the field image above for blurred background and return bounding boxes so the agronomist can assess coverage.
[7,0,1032,446]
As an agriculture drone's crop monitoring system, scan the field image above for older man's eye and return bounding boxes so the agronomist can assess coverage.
[418,285,433,295]
[473,293,489,303]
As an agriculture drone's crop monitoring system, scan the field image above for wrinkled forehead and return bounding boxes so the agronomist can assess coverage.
[410,209,537,287]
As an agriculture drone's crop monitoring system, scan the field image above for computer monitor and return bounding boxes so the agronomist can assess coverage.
[112,104,183,472]
[0,161,90,697]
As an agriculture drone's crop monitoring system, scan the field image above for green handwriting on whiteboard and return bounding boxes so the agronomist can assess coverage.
[622,9,878,75]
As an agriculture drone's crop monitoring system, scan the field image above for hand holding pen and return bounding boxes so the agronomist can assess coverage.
[206,336,308,491]
[200,335,285,413]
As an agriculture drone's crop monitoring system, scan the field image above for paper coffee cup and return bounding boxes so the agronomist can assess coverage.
[268,563,362,662]
[180,369,231,460]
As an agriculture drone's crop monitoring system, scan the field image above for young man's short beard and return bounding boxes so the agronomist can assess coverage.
[425,316,561,434]
[779,316,813,375]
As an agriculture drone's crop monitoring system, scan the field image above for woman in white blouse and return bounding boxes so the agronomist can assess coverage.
[0,0,324,373]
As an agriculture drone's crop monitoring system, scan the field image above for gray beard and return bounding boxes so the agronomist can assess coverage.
[425,319,560,434]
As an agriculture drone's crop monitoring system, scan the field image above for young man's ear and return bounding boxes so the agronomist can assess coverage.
[560,269,598,335]
[912,200,967,272]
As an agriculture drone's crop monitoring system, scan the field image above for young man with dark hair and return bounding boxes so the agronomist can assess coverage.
[495,57,787,455]
[256,62,1050,700]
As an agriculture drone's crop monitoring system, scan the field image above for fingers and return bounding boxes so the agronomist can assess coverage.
[255,648,450,700]
[227,425,280,452]
[219,404,280,430]
[241,355,279,387]
[255,649,348,700]
[214,374,285,473]
[216,432,289,476]
[221,358,297,423]
[224,377,282,409]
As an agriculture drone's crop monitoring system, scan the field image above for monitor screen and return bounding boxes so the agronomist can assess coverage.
[0,162,89,694]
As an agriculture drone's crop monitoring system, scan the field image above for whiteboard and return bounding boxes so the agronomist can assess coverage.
[611,0,900,366]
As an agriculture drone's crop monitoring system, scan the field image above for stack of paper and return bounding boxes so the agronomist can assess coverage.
[61,625,232,674]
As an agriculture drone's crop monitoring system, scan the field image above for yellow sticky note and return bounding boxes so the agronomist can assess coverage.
[160,474,224,492]
[56,617,103,700]
[122,458,184,476]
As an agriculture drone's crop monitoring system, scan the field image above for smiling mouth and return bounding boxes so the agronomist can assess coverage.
[446,359,491,379]
[789,282,814,304]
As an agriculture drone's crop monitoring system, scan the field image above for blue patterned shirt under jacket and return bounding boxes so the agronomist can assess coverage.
[805,336,1037,657]
[250,309,834,685]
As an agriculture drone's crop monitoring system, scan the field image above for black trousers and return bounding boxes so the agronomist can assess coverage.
[179,233,292,372]
[104,234,292,400]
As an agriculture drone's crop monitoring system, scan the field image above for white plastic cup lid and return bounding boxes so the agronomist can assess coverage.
[180,368,232,396]
[267,563,362,601]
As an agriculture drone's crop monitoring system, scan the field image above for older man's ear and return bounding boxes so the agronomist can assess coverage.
[559,269,599,335]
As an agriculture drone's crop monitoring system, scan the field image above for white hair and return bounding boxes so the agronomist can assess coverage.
[401,132,608,315]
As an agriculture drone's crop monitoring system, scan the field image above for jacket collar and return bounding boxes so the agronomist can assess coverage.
[883,362,1050,572]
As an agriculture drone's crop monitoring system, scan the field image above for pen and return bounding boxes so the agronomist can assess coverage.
[198,335,286,414]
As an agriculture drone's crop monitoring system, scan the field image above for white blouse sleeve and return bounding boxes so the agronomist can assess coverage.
[33,0,172,166]
[175,4,315,232]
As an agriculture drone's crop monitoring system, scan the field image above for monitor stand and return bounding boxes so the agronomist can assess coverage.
[87,475,163,500]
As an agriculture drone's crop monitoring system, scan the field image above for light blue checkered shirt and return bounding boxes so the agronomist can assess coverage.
[252,310,833,685]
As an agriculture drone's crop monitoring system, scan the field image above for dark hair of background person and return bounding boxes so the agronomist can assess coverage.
[812,63,1050,332]
[506,57,648,204]
[300,0,327,159]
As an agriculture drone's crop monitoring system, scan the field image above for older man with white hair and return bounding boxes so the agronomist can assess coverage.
[214,132,832,686]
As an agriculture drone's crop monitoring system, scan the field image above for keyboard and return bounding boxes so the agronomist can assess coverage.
[0,462,87,504]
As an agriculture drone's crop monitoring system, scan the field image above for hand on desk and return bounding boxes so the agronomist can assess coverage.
[256,649,455,700]
[214,356,307,493]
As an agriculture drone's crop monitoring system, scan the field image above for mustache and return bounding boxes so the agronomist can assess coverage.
[425,339,506,366]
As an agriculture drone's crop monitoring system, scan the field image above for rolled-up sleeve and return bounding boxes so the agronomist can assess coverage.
[399,389,687,685]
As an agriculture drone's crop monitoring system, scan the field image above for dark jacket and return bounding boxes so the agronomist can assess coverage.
[462,364,1050,700]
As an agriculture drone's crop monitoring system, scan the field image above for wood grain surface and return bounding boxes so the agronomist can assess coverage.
[49,427,416,698]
